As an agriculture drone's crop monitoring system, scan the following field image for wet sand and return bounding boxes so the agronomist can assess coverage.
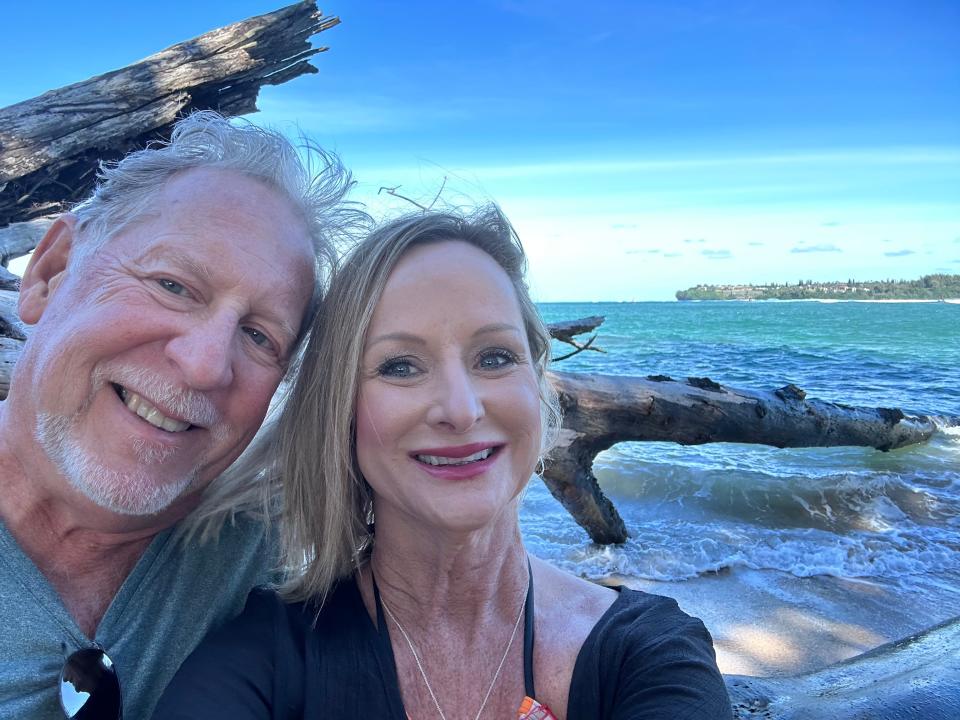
[603,567,960,676]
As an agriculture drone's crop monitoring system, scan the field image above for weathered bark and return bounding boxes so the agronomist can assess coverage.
[0,267,18,291]
[547,314,606,361]
[0,217,53,267]
[0,217,52,291]
[727,615,960,719]
[0,290,23,399]
[0,1,338,228]
[543,371,955,544]
[546,315,605,343]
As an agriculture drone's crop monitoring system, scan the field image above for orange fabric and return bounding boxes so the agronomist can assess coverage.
[518,696,558,719]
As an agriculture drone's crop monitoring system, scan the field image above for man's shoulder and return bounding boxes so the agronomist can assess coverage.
[169,513,274,574]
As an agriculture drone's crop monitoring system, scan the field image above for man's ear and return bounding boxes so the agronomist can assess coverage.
[18,214,78,325]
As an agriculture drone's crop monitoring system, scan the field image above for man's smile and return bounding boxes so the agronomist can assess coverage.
[113,383,193,433]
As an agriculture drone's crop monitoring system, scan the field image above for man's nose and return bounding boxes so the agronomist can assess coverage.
[164,313,236,391]
[426,364,485,433]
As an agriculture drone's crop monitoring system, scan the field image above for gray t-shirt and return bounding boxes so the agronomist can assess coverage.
[0,514,274,720]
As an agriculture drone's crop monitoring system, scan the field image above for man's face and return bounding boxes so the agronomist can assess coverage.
[18,167,315,516]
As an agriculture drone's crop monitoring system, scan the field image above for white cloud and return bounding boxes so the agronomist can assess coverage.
[790,244,842,254]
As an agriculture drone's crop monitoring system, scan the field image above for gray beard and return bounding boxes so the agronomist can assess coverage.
[35,412,200,516]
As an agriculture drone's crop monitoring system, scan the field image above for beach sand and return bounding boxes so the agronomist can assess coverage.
[604,567,960,677]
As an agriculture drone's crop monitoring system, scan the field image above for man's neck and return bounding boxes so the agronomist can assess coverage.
[0,420,174,636]
[0,485,157,636]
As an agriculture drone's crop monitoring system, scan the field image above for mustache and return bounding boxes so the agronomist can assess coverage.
[97,364,222,428]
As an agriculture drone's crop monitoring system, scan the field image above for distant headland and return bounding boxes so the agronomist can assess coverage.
[676,274,960,301]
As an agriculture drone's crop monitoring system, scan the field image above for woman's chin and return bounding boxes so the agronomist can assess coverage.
[388,498,521,540]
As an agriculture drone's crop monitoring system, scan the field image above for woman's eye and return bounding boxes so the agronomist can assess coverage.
[477,349,518,370]
[157,278,189,296]
[377,357,420,378]
[243,327,275,351]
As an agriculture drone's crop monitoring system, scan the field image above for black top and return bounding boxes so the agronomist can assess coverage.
[153,578,732,719]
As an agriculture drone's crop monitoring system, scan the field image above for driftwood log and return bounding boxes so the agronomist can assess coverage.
[546,315,606,361]
[545,370,954,544]
[0,0,338,228]
[727,615,960,719]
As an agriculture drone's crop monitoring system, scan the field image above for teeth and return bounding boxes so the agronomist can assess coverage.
[117,385,190,432]
[416,448,493,466]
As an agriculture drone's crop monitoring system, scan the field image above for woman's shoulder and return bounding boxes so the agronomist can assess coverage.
[532,558,618,627]
[570,586,732,719]
[152,579,371,719]
[589,585,709,645]
[527,559,618,714]
[238,578,370,638]
[169,578,365,677]
[218,585,313,641]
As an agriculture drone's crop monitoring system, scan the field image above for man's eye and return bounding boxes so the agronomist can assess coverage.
[477,349,518,370]
[377,357,420,378]
[158,278,189,296]
[243,327,274,351]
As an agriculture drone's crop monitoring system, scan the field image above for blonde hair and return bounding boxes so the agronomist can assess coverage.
[275,205,561,602]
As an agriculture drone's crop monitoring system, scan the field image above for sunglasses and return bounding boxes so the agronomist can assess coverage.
[59,646,123,719]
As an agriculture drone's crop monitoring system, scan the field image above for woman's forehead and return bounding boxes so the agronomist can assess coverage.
[369,241,525,337]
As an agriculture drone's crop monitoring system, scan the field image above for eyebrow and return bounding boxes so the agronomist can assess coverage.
[473,322,524,338]
[138,247,214,282]
[365,323,524,349]
[365,332,427,349]
[138,247,299,345]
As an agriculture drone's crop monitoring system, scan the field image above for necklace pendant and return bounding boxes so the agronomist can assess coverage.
[518,696,559,719]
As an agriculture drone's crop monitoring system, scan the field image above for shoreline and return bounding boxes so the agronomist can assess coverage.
[602,567,960,677]
[676,298,960,304]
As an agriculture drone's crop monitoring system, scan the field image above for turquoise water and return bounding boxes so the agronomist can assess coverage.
[520,301,960,585]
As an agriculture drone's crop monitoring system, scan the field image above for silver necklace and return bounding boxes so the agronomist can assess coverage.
[378,577,528,720]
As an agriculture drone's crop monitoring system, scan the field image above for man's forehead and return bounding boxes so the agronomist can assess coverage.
[99,167,316,308]
[159,166,270,201]
[124,168,312,256]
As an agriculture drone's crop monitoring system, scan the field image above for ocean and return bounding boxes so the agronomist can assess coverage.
[522,301,960,591]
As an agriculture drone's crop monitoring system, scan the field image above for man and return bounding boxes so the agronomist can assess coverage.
[0,112,353,719]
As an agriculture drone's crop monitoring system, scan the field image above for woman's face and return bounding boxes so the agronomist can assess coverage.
[355,240,542,535]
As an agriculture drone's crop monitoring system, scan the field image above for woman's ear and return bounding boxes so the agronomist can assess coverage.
[18,214,77,325]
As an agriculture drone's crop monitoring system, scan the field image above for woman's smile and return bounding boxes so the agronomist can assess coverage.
[411,442,505,480]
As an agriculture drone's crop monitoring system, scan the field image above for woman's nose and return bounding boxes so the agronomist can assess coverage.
[426,364,484,432]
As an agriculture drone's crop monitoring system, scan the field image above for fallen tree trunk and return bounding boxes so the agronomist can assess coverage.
[0,290,23,399]
[0,0,338,228]
[543,371,955,544]
[547,314,606,361]
[546,315,605,342]
[0,217,52,288]
[726,615,960,719]
[0,218,51,267]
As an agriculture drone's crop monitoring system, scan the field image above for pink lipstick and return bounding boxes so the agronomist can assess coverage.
[410,442,502,480]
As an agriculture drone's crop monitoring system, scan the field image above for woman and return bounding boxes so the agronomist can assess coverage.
[155,207,732,719]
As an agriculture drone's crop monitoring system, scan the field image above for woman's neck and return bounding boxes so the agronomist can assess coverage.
[366,509,529,631]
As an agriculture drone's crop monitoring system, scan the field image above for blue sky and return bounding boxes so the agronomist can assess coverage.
[3,1,958,300]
